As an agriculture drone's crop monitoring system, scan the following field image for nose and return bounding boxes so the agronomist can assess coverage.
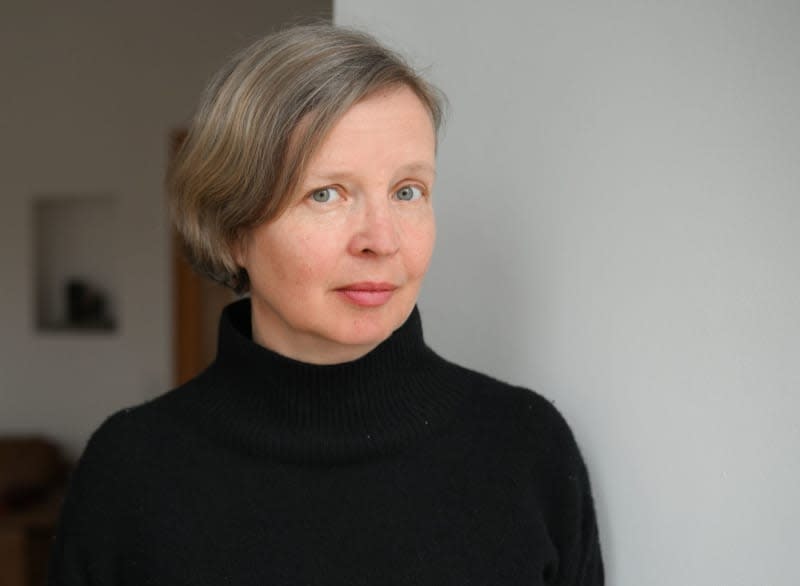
[348,196,400,257]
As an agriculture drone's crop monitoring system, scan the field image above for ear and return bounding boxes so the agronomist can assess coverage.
[229,232,248,268]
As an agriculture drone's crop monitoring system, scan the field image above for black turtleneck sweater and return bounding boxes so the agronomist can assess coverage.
[48,300,603,585]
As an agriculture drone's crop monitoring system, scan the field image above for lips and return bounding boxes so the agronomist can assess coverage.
[335,282,398,307]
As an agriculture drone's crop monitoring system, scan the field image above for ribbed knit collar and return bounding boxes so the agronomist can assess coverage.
[182,298,467,465]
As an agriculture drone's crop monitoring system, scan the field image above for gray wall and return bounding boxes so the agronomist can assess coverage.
[335,1,800,585]
[0,0,330,460]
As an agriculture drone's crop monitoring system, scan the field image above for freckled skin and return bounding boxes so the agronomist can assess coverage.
[234,86,437,365]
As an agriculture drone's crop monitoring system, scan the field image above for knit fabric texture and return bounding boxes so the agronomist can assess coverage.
[48,299,603,585]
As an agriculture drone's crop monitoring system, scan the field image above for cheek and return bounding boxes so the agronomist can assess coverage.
[262,228,339,290]
[403,214,436,277]
[277,245,313,289]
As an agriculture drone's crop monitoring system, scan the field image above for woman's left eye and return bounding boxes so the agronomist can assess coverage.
[394,185,423,201]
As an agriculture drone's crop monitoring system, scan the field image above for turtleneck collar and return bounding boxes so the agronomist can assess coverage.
[176,298,467,465]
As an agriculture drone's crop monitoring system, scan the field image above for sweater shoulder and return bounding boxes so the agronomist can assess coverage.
[447,360,574,429]
[76,378,199,470]
[441,359,586,467]
[77,406,144,470]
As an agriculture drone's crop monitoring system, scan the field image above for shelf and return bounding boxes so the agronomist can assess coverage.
[33,194,118,333]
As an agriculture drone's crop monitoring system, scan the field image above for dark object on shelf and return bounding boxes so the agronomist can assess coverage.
[64,279,115,330]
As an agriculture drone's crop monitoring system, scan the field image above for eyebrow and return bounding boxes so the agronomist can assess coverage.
[304,161,436,184]
[396,162,436,177]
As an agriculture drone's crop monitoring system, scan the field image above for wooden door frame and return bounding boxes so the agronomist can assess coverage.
[169,128,207,387]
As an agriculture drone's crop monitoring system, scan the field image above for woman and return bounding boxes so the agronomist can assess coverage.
[48,24,604,585]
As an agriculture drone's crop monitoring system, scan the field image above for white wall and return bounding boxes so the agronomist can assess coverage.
[336,2,800,585]
[0,0,330,460]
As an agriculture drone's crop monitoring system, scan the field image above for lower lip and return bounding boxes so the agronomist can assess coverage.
[336,289,395,307]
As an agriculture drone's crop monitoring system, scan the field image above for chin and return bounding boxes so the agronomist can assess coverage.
[330,303,410,345]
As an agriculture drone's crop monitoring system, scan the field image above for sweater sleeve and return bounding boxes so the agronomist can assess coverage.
[529,396,604,586]
[47,412,131,585]
[559,449,604,586]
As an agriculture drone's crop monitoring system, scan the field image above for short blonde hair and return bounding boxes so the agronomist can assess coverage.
[168,24,447,293]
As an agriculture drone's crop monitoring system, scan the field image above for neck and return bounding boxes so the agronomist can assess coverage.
[166,298,468,464]
[247,296,405,365]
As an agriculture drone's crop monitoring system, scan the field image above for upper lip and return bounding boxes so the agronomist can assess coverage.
[336,281,398,291]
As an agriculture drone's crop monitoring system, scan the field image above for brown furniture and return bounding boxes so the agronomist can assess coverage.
[0,437,69,586]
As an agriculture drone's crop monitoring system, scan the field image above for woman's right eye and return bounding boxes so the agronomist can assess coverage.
[309,187,341,203]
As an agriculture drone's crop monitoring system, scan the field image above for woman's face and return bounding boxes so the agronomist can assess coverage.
[235,85,437,364]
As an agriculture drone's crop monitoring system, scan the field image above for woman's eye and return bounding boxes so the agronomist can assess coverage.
[309,187,341,203]
[395,185,423,201]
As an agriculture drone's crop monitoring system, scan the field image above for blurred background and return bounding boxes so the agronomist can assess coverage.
[2,1,799,585]
[0,1,330,583]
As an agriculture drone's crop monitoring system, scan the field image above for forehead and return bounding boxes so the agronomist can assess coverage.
[305,86,436,174]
